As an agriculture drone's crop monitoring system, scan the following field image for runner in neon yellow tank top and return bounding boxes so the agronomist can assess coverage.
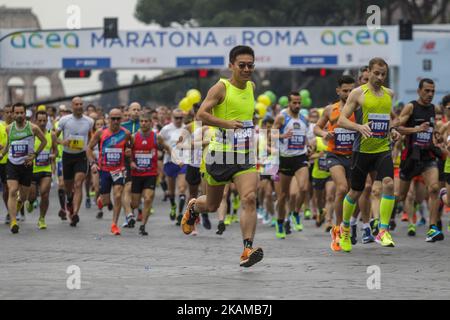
[310,136,335,227]
[28,111,58,230]
[437,94,450,233]
[337,58,401,252]
[0,104,13,224]
[180,45,264,268]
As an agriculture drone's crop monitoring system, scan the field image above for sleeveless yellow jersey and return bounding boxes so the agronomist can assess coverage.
[33,130,53,174]
[353,84,392,154]
[208,79,255,154]
[312,137,331,179]
[0,121,8,164]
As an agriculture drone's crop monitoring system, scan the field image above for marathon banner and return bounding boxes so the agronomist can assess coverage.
[0,26,399,69]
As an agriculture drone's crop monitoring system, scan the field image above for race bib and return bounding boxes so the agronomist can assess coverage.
[105,148,122,167]
[318,156,328,171]
[288,129,306,150]
[110,169,124,182]
[68,135,84,151]
[135,152,152,170]
[414,127,433,148]
[334,128,356,151]
[35,151,50,166]
[11,141,28,158]
[368,114,390,139]
[233,121,254,152]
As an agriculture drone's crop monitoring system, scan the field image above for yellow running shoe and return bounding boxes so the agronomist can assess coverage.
[231,214,239,223]
[26,201,34,213]
[10,220,19,234]
[375,229,395,247]
[339,225,352,252]
[38,217,47,230]
[224,214,233,226]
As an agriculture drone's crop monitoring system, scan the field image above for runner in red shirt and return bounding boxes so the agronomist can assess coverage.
[87,108,131,236]
[131,111,170,236]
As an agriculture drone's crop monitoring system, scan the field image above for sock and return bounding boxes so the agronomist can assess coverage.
[169,196,175,207]
[133,208,139,216]
[350,217,357,226]
[160,180,168,192]
[58,189,66,209]
[226,194,231,215]
[243,239,253,249]
[179,194,186,214]
[363,223,371,230]
[380,194,395,230]
[277,219,284,224]
[293,211,299,217]
[343,195,357,227]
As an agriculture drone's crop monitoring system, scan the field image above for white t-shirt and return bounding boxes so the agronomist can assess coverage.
[159,123,187,164]
[279,114,309,157]
[58,114,94,154]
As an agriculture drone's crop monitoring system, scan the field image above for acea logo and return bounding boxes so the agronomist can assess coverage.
[321,29,389,46]
[10,32,79,49]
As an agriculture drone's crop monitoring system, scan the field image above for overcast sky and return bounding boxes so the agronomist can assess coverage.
[2,0,159,98]
[1,0,149,29]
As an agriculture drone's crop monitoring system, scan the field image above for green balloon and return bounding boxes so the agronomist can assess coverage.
[264,91,277,104]
[303,97,312,108]
[300,89,310,99]
[278,96,289,107]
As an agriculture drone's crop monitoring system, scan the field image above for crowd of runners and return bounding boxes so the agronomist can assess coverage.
[1,45,449,268]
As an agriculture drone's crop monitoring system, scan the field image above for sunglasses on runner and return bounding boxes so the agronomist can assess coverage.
[237,63,255,70]
[110,117,121,121]
[174,116,184,120]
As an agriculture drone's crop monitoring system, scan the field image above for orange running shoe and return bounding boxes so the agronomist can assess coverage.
[401,212,408,222]
[181,199,199,235]
[330,225,341,252]
[111,223,121,236]
[240,247,264,268]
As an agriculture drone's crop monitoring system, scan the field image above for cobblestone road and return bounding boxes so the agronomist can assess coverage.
[0,187,449,300]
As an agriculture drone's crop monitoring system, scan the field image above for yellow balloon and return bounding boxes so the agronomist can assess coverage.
[255,102,267,118]
[317,108,324,117]
[187,89,202,104]
[179,97,193,112]
[257,95,271,107]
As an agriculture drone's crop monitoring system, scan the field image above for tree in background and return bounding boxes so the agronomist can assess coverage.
[134,0,449,108]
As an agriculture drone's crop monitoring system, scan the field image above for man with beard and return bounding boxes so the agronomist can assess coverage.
[0,103,47,233]
[337,58,401,251]
[273,92,310,239]
[396,79,443,242]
